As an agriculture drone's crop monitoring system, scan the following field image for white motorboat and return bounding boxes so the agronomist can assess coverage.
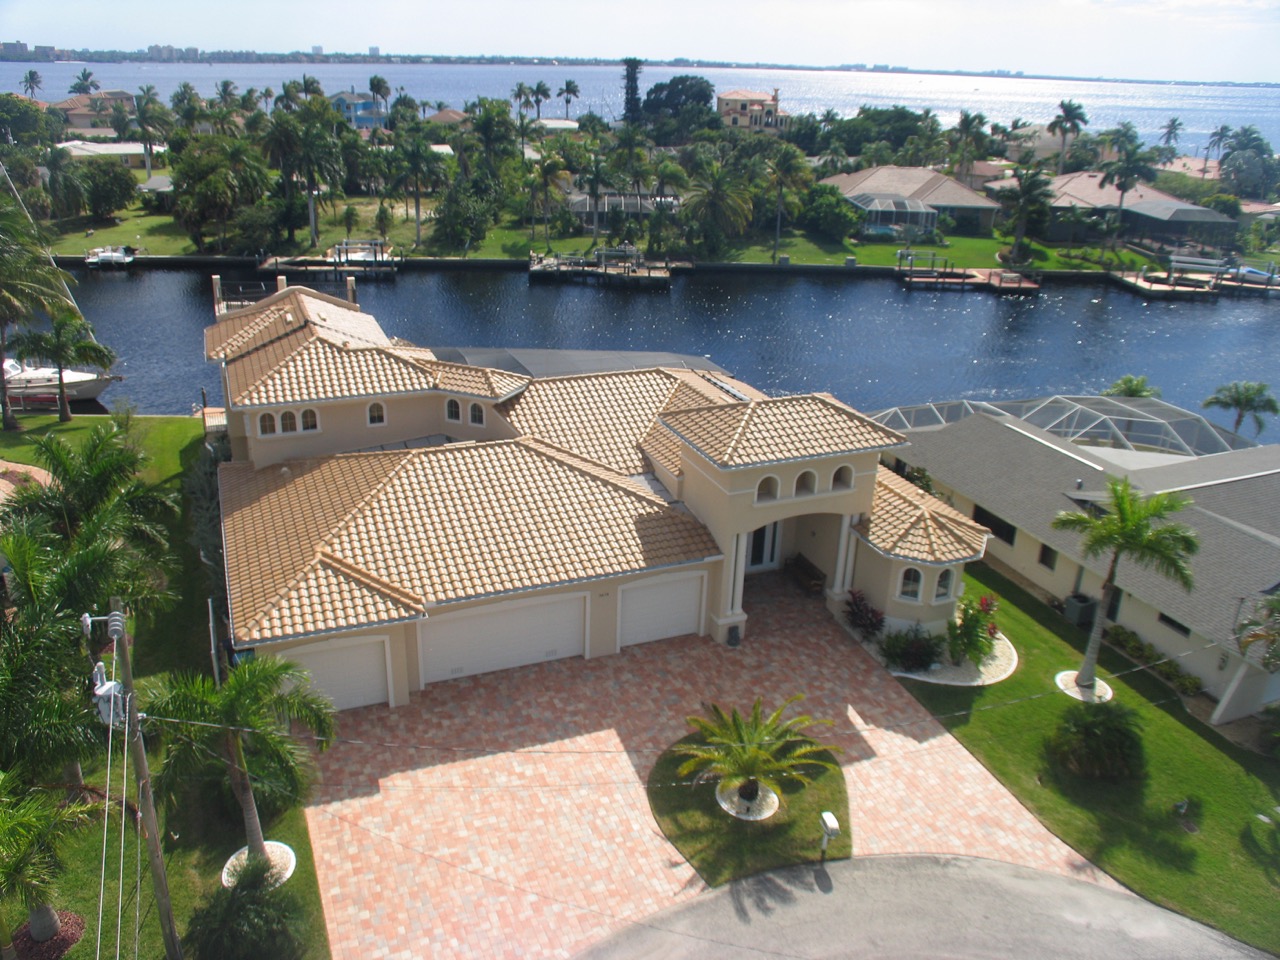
[3,358,121,405]
[84,246,135,268]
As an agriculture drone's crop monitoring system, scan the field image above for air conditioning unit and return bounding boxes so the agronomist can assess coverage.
[1063,594,1098,630]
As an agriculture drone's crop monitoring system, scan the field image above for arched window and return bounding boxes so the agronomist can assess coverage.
[935,569,953,600]
[833,465,853,490]
[280,410,297,433]
[301,408,318,431]
[900,567,922,601]
[258,413,276,436]
[795,470,817,496]
[368,402,385,426]
[446,398,461,422]
[756,476,779,502]
[469,402,485,426]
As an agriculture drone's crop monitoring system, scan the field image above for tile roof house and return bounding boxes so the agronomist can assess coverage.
[716,89,791,135]
[821,166,1000,236]
[876,398,1280,724]
[210,286,986,710]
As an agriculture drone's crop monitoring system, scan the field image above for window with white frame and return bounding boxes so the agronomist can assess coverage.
[469,402,484,426]
[280,410,297,433]
[301,408,318,431]
[446,398,461,421]
[900,567,922,601]
[368,402,385,426]
[258,412,276,436]
[935,568,953,600]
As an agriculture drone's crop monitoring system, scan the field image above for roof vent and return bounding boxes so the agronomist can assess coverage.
[280,466,291,477]
[1075,478,1083,489]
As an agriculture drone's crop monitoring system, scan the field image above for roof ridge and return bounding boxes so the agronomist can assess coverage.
[240,553,324,640]
[722,401,757,463]
[317,549,426,612]
[312,451,421,557]
[518,437,666,505]
[230,329,316,405]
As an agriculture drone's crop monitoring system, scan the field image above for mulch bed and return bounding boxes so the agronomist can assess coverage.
[11,912,85,960]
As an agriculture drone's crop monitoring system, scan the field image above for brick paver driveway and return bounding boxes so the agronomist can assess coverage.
[307,574,1115,959]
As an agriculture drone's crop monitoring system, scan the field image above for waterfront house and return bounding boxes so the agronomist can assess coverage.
[424,107,467,126]
[52,90,135,129]
[60,139,161,170]
[209,287,987,710]
[821,166,1000,237]
[715,89,791,134]
[329,89,386,130]
[874,396,1279,724]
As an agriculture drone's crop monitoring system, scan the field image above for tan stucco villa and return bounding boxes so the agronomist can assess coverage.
[210,286,989,710]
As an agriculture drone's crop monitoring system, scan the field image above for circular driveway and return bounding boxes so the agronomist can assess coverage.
[577,855,1268,960]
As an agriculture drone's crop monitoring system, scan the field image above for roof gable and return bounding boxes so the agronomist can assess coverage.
[856,467,989,563]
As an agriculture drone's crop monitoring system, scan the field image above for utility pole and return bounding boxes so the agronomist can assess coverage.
[90,600,184,960]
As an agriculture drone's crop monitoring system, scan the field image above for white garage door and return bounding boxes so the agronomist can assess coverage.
[420,594,586,684]
[289,638,390,711]
[619,573,704,647]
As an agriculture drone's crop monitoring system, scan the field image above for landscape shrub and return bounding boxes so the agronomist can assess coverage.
[879,624,943,672]
[1154,660,1183,681]
[1260,705,1280,758]
[846,589,886,638]
[1173,674,1202,696]
[1046,701,1146,781]
[946,594,999,667]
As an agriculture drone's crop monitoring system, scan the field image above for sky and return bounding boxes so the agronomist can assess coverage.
[4,0,1279,83]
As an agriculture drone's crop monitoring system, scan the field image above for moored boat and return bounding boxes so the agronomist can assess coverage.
[2,358,122,405]
[84,245,135,268]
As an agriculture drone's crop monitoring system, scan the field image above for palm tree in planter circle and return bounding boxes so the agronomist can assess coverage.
[1051,477,1198,691]
[674,695,838,814]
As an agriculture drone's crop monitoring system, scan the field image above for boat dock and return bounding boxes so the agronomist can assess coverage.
[529,248,672,288]
[212,274,359,316]
[895,251,1039,294]
[259,239,398,279]
[1110,256,1279,300]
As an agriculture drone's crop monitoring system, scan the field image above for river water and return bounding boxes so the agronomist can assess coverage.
[68,267,1279,431]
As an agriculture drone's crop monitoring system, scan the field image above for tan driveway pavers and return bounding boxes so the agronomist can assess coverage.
[306,574,1118,959]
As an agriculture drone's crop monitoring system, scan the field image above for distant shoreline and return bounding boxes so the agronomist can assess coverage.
[3,54,1276,89]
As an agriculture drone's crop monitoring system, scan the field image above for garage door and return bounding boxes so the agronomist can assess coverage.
[420,594,586,684]
[619,573,704,646]
[289,638,390,710]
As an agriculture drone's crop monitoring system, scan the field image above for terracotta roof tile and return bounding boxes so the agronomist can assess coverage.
[660,394,905,468]
[221,441,721,643]
[855,467,989,564]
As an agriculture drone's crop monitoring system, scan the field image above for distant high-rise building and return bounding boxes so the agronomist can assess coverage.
[1,41,29,56]
[183,47,199,60]
[313,45,324,55]
[369,45,380,57]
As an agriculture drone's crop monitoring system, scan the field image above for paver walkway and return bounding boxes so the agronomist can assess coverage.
[306,574,1119,959]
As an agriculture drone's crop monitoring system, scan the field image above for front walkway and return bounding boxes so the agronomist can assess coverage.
[306,574,1118,959]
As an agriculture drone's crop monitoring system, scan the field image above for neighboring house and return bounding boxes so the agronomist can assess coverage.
[564,188,679,222]
[873,396,1279,724]
[424,107,467,126]
[956,159,1013,191]
[209,287,987,710]
[59,139,161,169]
[988,171,1237,247]
[821,165,1001,236]
[329,89,386,130]
[52,90,135,129]
[716,88,790,134]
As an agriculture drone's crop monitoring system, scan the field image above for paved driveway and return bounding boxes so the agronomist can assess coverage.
[306,574,1117,959]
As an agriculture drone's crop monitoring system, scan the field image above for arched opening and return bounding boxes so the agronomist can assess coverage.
[280,411,297,433]
[301,408,318,431]
[258,413,276,436]
[446,398,461,422]
[756,476,779,502]
[795,471,817,497]
[935,568,953,600]
[833,465,853,490]
[368,402,385,426]
[900,567,922,600]
[470,402,485,426]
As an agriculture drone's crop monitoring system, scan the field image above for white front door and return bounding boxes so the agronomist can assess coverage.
[747,522,780,572]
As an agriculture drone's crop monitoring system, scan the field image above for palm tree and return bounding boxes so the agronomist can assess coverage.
[397,133,447,246]
[1160,117,1183,150]
[216,79,239,109]
[557,79,579,119]
[767,144,811,263]
[532,154,565,249]
[300,74,324,99]
[1237,595,1280,673]
[134,86,171,179]
[19,71,41,100]
[998,161,1052,261]
[259,86,275,114]
[683,162,751,255]
[0,196,75,431]
[1047,100,1088,176]
[511,82,532,118]
[183,856,306,960]
[10,309,116,422]
[1052,477,1198,689]
[1057,204,1089,259]
[0,771,92,950]
[577,144,615,244]
[1205,124,1231,176]
[146,656,335,861]
[170,81,205,129]
[1101,374,1160,398]
[1202,381,1279,435]
[68,68,98,95]
[369,74,390,123]
[531,81,552,120]
[1099,133,1158,244]
[673,695,838,807]
[948,109,988,182]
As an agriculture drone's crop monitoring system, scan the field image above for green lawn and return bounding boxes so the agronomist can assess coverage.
[0,414,331,959]
[647,739,851,886]
[902,564,1280,954]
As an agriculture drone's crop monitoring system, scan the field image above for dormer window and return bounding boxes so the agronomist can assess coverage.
[368,402,385,426]
[301,408,318,431]
[470,402,485,426]
[756,476,779,502]
[833,465,853,490]
[446,398,461,422]
[795,470,817,497]
[900,567,922,601]
[258,413,276,436]
[280,411,297,433]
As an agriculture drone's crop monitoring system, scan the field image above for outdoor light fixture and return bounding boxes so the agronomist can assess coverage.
[820,810,840,860]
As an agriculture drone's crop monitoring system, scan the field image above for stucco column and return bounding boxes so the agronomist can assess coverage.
[827,514,853,601]
[710,531,749,644]
[732,531,750,613]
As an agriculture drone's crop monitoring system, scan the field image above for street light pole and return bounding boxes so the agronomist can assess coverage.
[92,599,184,960]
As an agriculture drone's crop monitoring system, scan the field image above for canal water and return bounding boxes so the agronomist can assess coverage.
[67,267,1279,431]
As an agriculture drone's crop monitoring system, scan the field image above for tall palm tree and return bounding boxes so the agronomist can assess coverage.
[1101,374,1160,398]
[397,133,447,246]
[1052,477,1198,689]
[557,79,579,119]
[1202,381,1279,435]
[532,154,565,249]
[682,162,751,255]
[1098,133,1158,242]
[1160,117,1183,150]
[134,86,170,179]
[369,74,390,122]
[259,86,275,114]
[146,656,336,862]
[19,71,41,100]
[948,109,988,182]
[0,197,75,431]
[767,144,811,263]
[674,695,838,807]
[0,771,92,950]
[531,81,552,120]
[1204,123,1231,176]
[300,74,324,99]
[577,144,615,244]
[1047,100,1089,176]
[9,310,115,422]
[510,82,532,118]
[68,68,98,95]
[216,79,239,109]
[998,160,1053,261]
